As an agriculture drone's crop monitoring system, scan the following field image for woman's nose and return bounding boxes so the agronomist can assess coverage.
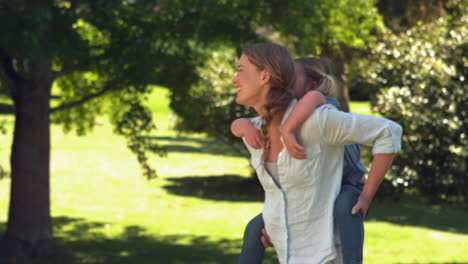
[232,75,238,84]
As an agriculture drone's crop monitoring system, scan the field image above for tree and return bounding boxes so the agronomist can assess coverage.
[269,0,384,111]
[0,0,264,260]
[347,0,453,101]
[377,0,450,33]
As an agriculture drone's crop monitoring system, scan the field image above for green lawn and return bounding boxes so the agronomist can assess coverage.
[349,101,378,116]
[0,88,467,264]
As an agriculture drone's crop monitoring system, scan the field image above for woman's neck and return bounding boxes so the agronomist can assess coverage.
[254,100,290,127]
[257,107,286,128]
[271,110,285,127]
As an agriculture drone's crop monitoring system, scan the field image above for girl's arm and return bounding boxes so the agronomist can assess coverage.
[231,118,263,149]
[281,91,326,159]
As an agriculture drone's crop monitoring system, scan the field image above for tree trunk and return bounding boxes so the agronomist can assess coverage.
[320,46,350,112]
[0,56,58,261]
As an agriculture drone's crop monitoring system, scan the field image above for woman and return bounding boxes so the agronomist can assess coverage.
[236,57,367,264]
[231,43,401,264]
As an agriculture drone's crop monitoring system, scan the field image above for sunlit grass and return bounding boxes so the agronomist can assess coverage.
[349,101,379,116]
[0,88,466,263]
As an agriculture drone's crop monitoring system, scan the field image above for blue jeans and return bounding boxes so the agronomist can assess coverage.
[238,184,364,264]
[334,184,364,264]
[238,213,265,264]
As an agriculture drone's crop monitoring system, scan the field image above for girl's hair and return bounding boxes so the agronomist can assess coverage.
[242,43,295,166]
[294,57,336,97]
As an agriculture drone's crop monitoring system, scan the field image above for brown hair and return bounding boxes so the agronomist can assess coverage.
[294,57,336,97]
[242,43,295,166]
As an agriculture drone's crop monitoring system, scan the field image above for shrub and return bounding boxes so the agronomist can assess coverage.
[367,5,467,202]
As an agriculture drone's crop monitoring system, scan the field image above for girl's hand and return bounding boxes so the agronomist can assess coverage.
[282,132,307,159]
[244,123,263,149]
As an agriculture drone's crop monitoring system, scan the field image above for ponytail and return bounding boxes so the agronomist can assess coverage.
[315,74,336,97]
[260,88,293,169]
[294,57,337,97]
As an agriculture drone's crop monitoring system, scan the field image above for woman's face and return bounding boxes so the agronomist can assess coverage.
[232,54,267,107]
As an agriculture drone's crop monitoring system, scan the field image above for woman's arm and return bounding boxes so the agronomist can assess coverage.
[231,118,263,149]
[351,153,395,217]
[303,105,402,215]
[281,91,326,159]
[304,105,402,154]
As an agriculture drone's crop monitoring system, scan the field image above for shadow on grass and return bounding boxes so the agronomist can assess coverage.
[145,136,244,157]
[369,192,468,235]
[164,175,468,235]
[357,146,468,235]
[163,174,263,202]
[0,217,278,264]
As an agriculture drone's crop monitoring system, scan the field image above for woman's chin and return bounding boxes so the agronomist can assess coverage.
[235,96,246,105]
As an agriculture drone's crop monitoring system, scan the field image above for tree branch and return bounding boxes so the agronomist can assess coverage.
[52,66,79,79]
[52,52,111,80]
[49,85,113,114]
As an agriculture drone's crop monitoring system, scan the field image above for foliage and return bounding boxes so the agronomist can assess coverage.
[268,0,384,55]
[0,0,267,179]
[347,0,452,101]
[367,1,467,202]
[173,48,255,156]
[377,0,450,33]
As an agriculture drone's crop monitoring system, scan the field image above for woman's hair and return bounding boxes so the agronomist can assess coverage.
[294,57,336,97]
[242,43,295,165]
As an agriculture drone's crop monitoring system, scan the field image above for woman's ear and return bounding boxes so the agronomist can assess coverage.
[260,71,272,85]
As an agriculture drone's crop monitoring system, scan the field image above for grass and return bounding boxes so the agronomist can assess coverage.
[349,101,378,116]
[0,88,467,264]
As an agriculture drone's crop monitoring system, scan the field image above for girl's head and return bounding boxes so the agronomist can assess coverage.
[232,43,295,163]
[293,57,336,99]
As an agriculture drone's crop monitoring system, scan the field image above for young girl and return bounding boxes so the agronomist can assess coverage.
[234,57,368,264]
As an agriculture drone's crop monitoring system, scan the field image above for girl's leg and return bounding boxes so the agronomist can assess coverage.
[238,213,265,264]
[334,184,364,264]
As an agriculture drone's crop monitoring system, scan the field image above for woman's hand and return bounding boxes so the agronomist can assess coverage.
[352,153,396,219]
[282,131,307,160]
[351,195,370,218]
